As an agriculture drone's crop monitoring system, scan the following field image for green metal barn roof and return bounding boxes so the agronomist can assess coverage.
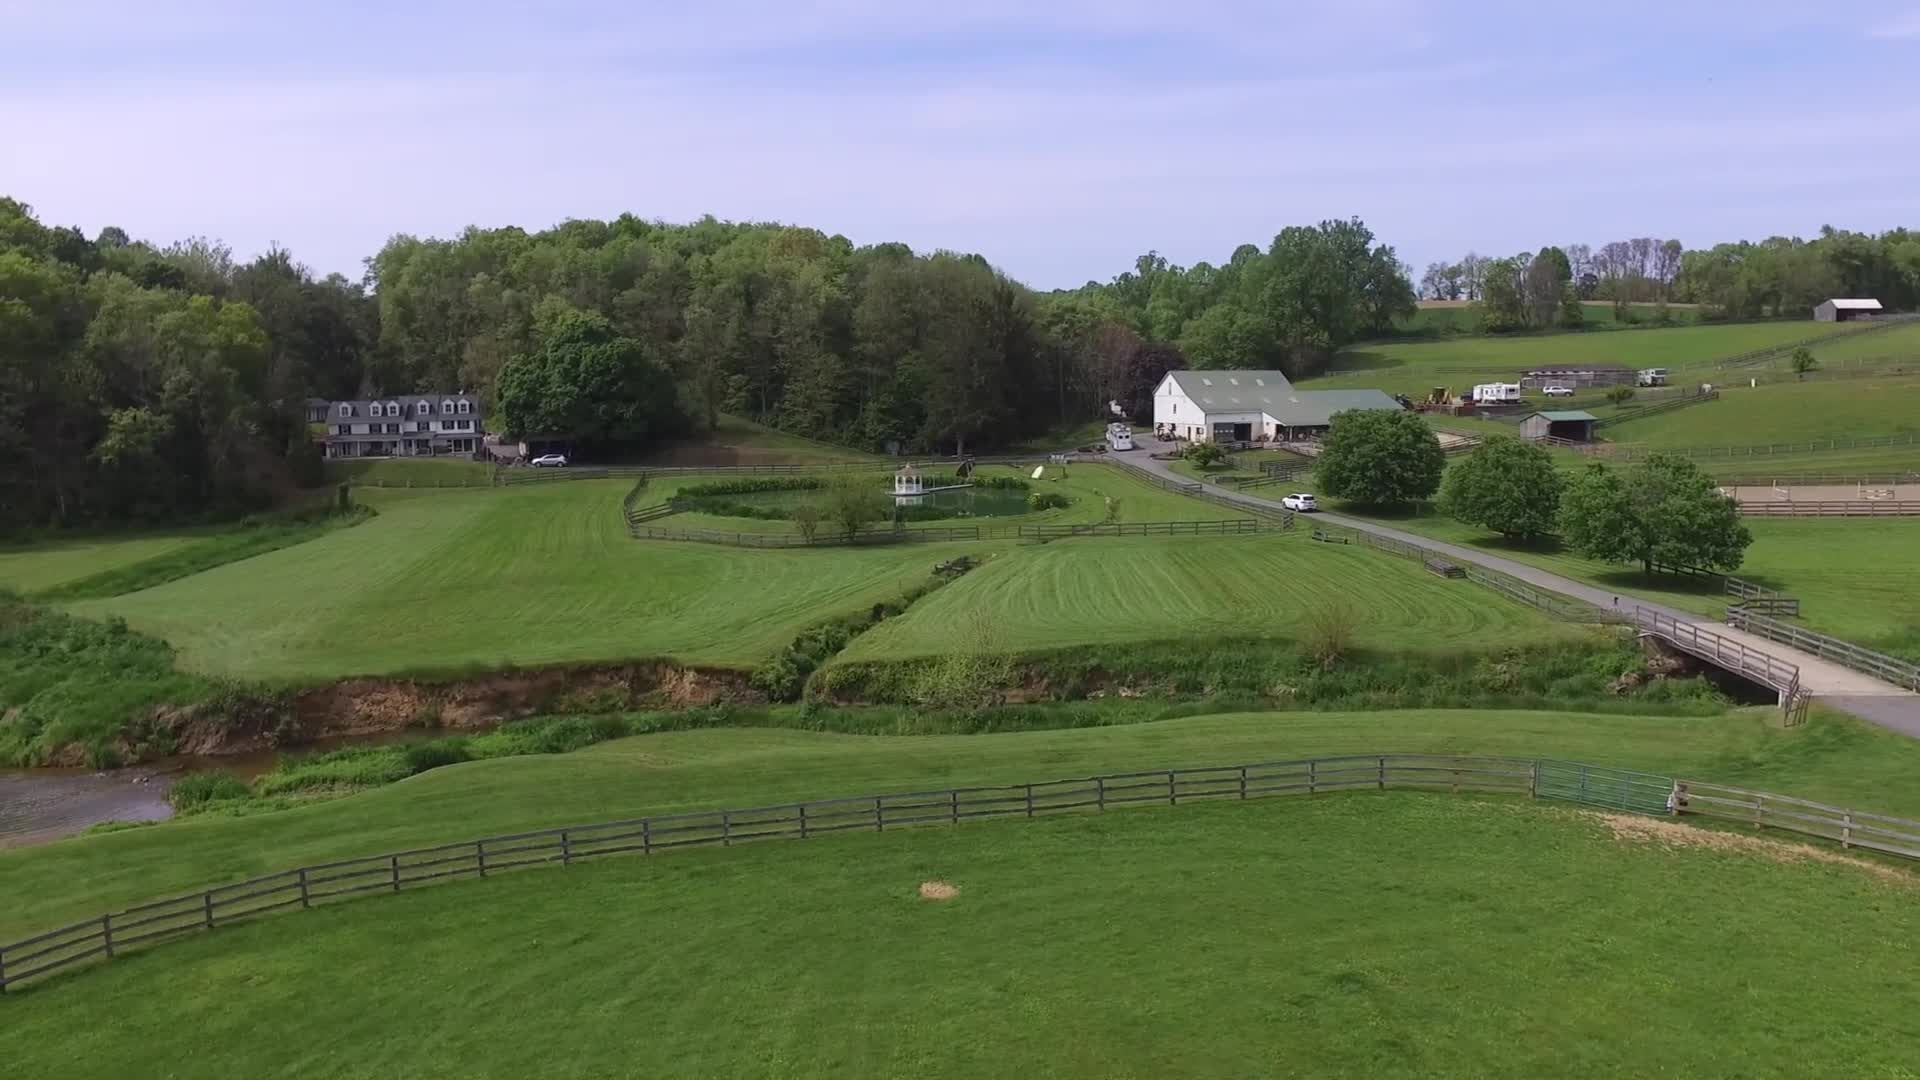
[1533,410,1598,422]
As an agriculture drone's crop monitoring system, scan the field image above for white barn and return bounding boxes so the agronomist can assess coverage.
[1813,298,1883,322]
[1151,370,1403,444]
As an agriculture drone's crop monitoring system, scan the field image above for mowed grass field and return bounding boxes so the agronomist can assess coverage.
[69,482,990,680]
[1601,375,1920,448]
[11,794,1920,1079]
[1349,509,1920,660]
[650,462,1240,533]
[1309,320,1829,397]
[0,533,201,594]
[7,712,1920,1077]
[323,457,496,487]
[841,534,1576,662]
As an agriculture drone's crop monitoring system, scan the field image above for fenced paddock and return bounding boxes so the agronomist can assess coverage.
[6,752,1914,995]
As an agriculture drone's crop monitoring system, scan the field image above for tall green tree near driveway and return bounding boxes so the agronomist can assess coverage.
[1314,410,1445,507]
[1558,456,1752,576]
[1439,435,1562,540]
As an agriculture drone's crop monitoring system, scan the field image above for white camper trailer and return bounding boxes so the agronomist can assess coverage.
[1471,382,1524,405]
[1106,422,1135,451]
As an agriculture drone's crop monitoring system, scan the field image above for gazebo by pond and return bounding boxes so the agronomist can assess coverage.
[894,464,924,496]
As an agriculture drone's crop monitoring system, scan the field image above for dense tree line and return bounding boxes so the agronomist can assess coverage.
[1059,218,1417,377]
[0,198,377,529]
[1420,228,1920,328]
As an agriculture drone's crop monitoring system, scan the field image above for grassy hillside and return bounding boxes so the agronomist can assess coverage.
[641,413,884,465]
[9,789,1919,1079]
[1311,321,1831,397]
[1601,376,1920,448]
[323,458,496,487]
[72,483,985,680]
[840,534,1581,662]
[7,709,1920,1078]
[6,707,1918,940]
[0,533,200,594]
[1344,508,1920,660]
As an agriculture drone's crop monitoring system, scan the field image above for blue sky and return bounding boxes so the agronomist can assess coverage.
[3,0,1917,288]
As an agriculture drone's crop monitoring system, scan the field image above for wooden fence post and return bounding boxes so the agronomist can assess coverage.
[0,944,8,990]
[1842,812,1853,849]
[1167,771,1176,806]
[1239,766,1248,799]
[1025,785,1036,817]
[298,868,311,909]
[949,789,960,823]
[798,804,809,839]
[874,797,884,832]
[1096,776,1106,810]
[389,856,401,892]
[1378,757,1386,790]
[1309,760,1317,795]
[1528,761,1538,799]
[642,820,653,854]
[101,914,115,959]
[722,812,732,847]
[476,841,488,878]
[560,831,572,865]
[204,891,216,927]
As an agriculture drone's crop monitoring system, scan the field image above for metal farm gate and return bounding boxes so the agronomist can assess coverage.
[1533,759,1675,815]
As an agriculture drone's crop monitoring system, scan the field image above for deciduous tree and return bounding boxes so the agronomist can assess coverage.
[1438,435,1561,539]
[1313,409,1444,506]
[1558,456,1751,576]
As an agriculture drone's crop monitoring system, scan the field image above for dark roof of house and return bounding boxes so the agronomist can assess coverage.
[327,394,481,417]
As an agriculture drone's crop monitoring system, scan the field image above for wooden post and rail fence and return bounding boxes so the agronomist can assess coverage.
[6,752,1915,995]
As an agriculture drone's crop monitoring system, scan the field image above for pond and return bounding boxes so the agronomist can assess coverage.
[721,486,1036,518]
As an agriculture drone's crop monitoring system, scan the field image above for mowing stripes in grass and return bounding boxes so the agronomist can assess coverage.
[840,534,1574,661]
[72,482,991,679]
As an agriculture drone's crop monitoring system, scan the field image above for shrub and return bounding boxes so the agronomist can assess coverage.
[1185,443,1227,467]
[1303,602,1358,671]
[1605,386,1636,406]
[1027,492,1071,511]
[169,771,251,811]
[402,738,472,774]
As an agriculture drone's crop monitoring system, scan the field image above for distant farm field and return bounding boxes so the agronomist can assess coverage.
[1399,300,1705,334]
[1601,376,1920,448]
[1310,321,1832,397]
[840,533,1574,662]
[69,483,987,680]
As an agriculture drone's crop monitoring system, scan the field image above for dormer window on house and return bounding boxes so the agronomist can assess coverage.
[416,401,429,415]
[457,400,470,415]
[388,402,402,417]
[442,401,454,415]
[338,404,352,417]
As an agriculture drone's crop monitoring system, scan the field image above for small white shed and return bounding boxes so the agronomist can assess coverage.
[1813,298,1883,322]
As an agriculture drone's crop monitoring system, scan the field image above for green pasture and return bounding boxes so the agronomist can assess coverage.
[70,483,986,680]
[1780,319,1920,364]
[322,457,496,487]
[0,533,200,594]
[1600,375,1920,448]
[840,533,1576,662]
[8,710,1920,1078]
[1345,507,1920,660]
[11,791,1920,1079]
[1310,321,1830,397]
[6,707,1919,944]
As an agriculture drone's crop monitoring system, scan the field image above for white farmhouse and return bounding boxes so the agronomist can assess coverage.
[1151,370,1402,444]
